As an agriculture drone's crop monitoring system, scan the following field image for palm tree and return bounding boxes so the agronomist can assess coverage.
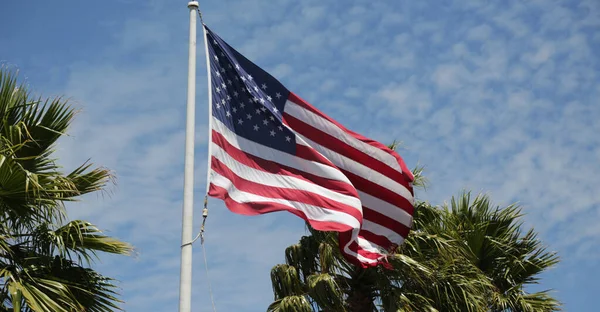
[441,192,560,311]
[0,68,133,311]
[268,202,491,312]
[267,166,559,311]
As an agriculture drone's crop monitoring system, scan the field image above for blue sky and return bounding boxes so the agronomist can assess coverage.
[1,0,599,311]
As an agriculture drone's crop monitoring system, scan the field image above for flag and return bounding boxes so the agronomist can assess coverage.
[203,24,414,267]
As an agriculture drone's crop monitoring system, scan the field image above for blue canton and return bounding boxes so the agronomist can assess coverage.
[204,26,295,154]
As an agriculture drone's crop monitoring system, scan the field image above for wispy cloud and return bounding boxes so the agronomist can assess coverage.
[2,0,599,310]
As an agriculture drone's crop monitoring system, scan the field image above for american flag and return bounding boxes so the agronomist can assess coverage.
[203,24,415,267]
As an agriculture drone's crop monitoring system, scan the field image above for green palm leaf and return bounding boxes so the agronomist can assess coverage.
[266,167,560,311]
[1,67,132,311]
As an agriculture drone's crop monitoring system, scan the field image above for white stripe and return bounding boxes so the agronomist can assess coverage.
[211,141,363,213]
[212,117,354,186]
[358,191,413,227]
[357,237,388,254]
[284,100,403,173]
[362,220,406,246]
[284,101,413,264]
[296,134,414,204]
[341,228,380,264]
[210,170,361,229]
[341,233,400,265]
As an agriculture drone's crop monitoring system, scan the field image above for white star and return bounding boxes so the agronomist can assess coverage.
[226,111,231,117]
[253,125,260,131]
[226,95,231,101]
[213,39,217,44]
[246,114,252,120]
[278,125,283,131]
[247,87,253,93]
[215,87,221,93]
[213,55,219,61]
[248,75,253,80]
[221,82,226,88]
[221,99,226,104]
[233,91,239,97]
[255,108,261,114]
[238,119,243,125]
[267,95,272,101]
[232,107,238,113]
[273,107,279,113]
[260,107,267,112]
[261,83,268,90]
[259,98,265,104]
[270,130,276,136]
[216,71,221,77]
[240,103,245,108]
[235,63,240,70]
[220,52,225,57]
[253,86,259,92]
[227,64,232,69]
[269,116,275,121]
[234,76,239,81]
[276,92,282,99]
[215,103,221,109]
[220,67,226,73]
[285,136,292,142]
[227,79,233,85]
[262,119,269,125]
[253,96,259,103]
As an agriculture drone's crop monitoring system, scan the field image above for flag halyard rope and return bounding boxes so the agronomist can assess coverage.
[180,194,217,311]
[200,195,217,312]
[196,4,217,309]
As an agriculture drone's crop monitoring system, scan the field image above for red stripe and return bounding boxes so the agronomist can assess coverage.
[210,157,363,223]
[294,143,341,169]
[363,207,410,238]
[358,230,392,250]
[212,130,358,198]
[282,93,416,268]
[209,183,355,232]
[348,241,384,260]
[284,112,413,191]
[338,209,411,265]
[339,232,386,268]
[287,92,414,182]
[343,169,414,216]
[339,207,411,253]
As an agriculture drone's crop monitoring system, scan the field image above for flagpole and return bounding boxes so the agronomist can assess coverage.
[178,1,199,312]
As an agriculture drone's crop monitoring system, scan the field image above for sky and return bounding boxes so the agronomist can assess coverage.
[1,0,599,311]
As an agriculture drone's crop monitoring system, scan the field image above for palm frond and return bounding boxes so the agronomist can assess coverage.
[267,296,313,312]
[265,142,560,312]
[306,273,345,311]
[30,220,132,265]
[411,165,428,190]
[0,67,132,311]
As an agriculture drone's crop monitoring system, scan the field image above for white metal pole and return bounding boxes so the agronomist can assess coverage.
[178,2,199,312]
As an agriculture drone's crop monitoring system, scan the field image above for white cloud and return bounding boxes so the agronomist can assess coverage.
[522,42,555,66]
[431,63,471,90]
[376,79,433,119]
[8,0,600,311]
[467,24,493,41]
[268,63,293,80]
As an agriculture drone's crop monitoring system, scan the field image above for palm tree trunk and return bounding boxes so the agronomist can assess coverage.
[346,268,376,312]
[346,288,374,312]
